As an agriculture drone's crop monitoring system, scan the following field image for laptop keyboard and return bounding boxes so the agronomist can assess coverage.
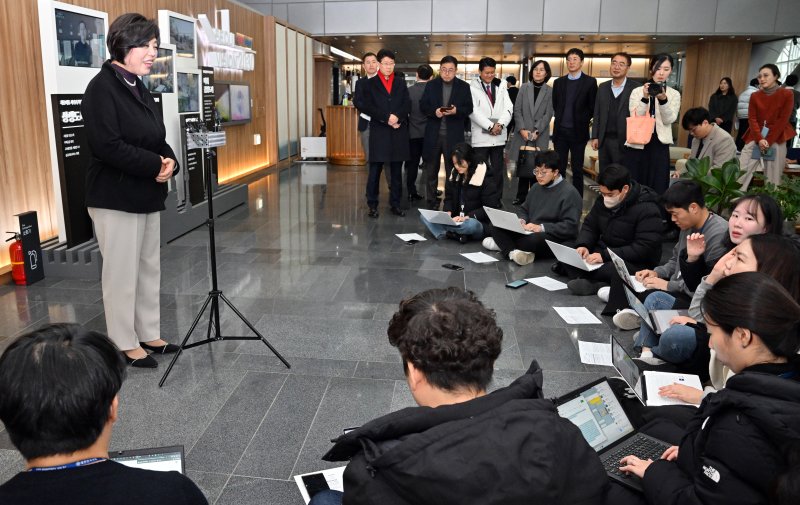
[601,435,670,477]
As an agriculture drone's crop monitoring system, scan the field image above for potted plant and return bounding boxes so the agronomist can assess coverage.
[751,174,800,234]
[681,156,745,216]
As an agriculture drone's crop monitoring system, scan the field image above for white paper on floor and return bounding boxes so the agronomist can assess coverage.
[395,233,426,242]
[525,276,568,291]
[553,306,602,325]
[578,341,612,365]
[460,252,499,263]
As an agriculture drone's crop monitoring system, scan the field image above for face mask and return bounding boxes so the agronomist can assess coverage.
[603,194,623,208]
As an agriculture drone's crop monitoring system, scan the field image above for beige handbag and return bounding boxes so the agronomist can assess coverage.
[626,109,656,145]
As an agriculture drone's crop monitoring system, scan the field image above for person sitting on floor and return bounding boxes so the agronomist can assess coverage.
[609,180,729,327]
[418,142,499,243]
[481,150,582,265]
[311,287,608,505]
[611,272,800,505]
[563,163,662,296]
[0,323,207,505]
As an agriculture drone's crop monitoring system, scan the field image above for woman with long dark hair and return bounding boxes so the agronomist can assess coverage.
[708,77,737,133]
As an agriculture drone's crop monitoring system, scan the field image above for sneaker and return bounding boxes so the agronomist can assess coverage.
[612,308,641,330]
[597,286,610,302]
[509,249,535,266]
[482,237,501,251]
[634,356,667,366]
[567,279,598,296]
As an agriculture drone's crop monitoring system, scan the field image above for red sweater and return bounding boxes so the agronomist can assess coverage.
[743,87,796,145]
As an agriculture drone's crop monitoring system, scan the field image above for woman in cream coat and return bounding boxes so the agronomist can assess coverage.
[508,60,554,204]
[625,54,681,195]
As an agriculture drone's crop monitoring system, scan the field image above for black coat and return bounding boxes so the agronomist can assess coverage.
[576,181,662,269]
[360,74,411,162]
[642,366,800,505]
[442,162,499,222]
[552,73,598,143]
[419,77,473,159]
[353,76,371,132]
[591,78,639,147]
[82,61,178,213]
[322,361,608,505]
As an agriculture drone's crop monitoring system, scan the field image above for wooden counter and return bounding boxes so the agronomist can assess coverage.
[325,105,366,166]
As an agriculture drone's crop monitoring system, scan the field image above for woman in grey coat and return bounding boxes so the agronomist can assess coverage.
[508,60,554,204]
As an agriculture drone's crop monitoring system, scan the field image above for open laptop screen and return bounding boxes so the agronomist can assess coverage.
[556,379,635,452]
[110,445,184,474]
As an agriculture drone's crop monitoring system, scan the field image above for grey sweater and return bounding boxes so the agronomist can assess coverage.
[654,212,728,296]
[518,178,582,242]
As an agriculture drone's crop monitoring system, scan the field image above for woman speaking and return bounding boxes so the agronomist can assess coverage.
[82,13,179,368]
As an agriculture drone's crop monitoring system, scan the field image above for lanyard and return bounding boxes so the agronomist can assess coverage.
[29,458,106,472]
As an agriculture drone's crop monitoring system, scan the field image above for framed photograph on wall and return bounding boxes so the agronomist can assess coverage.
[177,72,200,113]
[158,10,197,71]
[54,7,106,68]
[142,45,175,93]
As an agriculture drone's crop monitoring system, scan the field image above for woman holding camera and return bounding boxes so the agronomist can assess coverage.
[625,54,681,195]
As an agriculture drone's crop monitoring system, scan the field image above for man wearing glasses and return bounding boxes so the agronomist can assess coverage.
[590,52,639,175]
[678,107,737,174]
[420,55,474,210]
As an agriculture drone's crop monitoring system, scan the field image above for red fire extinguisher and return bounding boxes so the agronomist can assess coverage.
[6,232,26,285]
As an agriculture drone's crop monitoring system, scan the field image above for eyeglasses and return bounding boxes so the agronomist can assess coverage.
[533,168,553,176]
[610,61,628,68]
[440,67,456,74]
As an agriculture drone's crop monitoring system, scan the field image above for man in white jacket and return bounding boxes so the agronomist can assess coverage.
[469,57,513,200]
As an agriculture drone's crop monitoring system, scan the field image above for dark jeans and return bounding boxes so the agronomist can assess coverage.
[492,227,557,258]
[426,133,455,206]
[367,161,403,209]
[598,135,625,176]
[554,127,587,196]
[475,145,506,200]
[309,490,343,505]
[406,137,424,196]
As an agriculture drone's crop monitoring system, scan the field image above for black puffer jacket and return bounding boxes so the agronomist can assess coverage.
[576,181,662,269]
[642,365,800,505]
[82,61,178,213]
[442,162,500,222]
[321,361,608,505]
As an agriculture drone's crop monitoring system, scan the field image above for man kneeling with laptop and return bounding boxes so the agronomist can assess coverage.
[482,150,583,265]
[0,324,207,505]
[312,287,607,505]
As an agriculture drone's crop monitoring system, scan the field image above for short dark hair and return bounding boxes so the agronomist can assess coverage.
[0,324,126,460]
[649,53,674,76]
[362,52,377,61]
[786,74,799,87]
[440,55,458,67]
[597,163,630,191]
[661,180,705,210]
[536,150,560,172]
[749,234,800,301]
[750,77,759,87]
[417,64,433,80]
[702,272,800,360]
[107,13,160,63]
[528,59,552,83]
[760,63,781,79]
[506,75,517,85]
[611,52,632,66]
[376,48,395,62]
[478,57,497,71]
[566,47,585,61]
[387,288,503,392]
[731,194,784,235]
[715,77,736,96]
[450,142,478,175]
[681,107,712,130]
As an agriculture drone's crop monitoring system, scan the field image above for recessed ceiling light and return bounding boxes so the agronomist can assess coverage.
[699,37,704,40]
[651,36,657,40]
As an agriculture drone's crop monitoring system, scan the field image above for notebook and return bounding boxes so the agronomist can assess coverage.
[546,240,602,271]
[109,445,185,474]
[483,206,532,235]
[555,377,671,492]
[622,286,688,335]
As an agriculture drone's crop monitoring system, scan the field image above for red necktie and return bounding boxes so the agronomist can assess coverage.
[486,84,494,105]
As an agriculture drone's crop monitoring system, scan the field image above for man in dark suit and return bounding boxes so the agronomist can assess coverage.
[406,64,433,202]
[590,52,638,176]
[552,48,597,196]
[353,52,378,164]
[359,49,411,218]
[420,55,474,210]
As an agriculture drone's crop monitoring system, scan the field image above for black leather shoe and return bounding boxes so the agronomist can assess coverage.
[445,231,467,243]
[367,208,379,218]
[124,353,158,368]
[408,193,424,201]
[141,342,180,354]
[390,207,406,217]
[551,261,568,277]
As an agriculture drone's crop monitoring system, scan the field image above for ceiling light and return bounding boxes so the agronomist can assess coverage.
[699,37,704,40]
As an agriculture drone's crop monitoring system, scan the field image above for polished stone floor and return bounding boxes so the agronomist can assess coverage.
[0,162,665,504]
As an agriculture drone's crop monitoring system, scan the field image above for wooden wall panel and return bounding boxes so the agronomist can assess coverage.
[678,41,752,147]
[1,0,279,271]
[313,59,333,137]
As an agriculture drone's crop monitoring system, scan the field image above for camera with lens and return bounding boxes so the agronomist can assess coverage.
[647,80,664,96]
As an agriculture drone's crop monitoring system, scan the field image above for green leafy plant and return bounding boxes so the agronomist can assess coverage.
[751,174,800,221]
[682,156,745,215]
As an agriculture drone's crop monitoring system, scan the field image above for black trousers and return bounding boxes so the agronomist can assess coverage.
[492,228,557,258]
[425,133,454,206]
[624,133,670,195]
[515,177,535,201]
[367,161,402,209]
[406,137,424,196]
[554,127,587,196]
[475,145,505,200]
[735,118,749,151]
[598,135,625,176]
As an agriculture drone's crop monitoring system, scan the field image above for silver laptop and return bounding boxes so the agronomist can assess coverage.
[622,286,688,335]
[483,206,532,235]
[418,208,461,226]
[545,240,602,271]
[110,445,185,474]
[607,249,646,293]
